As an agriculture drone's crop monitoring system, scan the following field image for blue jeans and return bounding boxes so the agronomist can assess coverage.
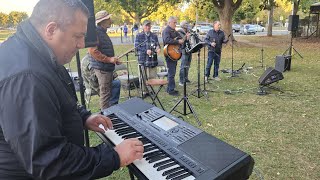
[109,79,121,106]
[205,51,221,78]
[179,52,191,83]
[165,57,177,93]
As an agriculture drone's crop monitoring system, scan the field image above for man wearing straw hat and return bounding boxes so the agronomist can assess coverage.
[88,10,121,110]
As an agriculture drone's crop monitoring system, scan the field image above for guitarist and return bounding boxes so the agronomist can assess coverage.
[177,20,192,86]
[162,16,185,96]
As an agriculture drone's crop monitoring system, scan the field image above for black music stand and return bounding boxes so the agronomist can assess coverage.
[228,38,239,78]
[120,40,148,99]
[170,66,201,126]
[202,45,219,93]
[190,42,209,100]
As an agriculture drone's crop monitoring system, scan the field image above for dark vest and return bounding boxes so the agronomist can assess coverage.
[89,26,115,72]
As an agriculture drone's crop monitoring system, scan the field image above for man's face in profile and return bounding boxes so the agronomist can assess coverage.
[50,10,88,65]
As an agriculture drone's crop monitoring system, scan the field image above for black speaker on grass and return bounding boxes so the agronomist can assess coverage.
[259,67,284,86]
[288,15,299,32]
[275,55,291,72]
[81,0,97,47]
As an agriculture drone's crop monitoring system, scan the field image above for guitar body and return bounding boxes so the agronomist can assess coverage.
[163,44,182,61]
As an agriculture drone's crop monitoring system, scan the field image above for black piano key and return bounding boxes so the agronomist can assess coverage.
[116,128,135,134]
[113,123,129,129]
[122,133,142,139]
[143,150,161,158]
[107,115,117,119]
[117,129,136,136]
[111,121,125,125]
[171,172,192,180]
[145,152,165,161]
[115,127,134,133]
[162,167,183,176]
[138,137,151,144]
[153,159,174,168]
[148,154,168,163]
[144,146,158,153]
[157,162,177,171]
[110,118,122,122]
[165,169,187,179]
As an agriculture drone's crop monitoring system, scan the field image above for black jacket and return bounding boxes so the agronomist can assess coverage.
[0,20,120,180]
[204,29,228,54]
[162,25,181,46]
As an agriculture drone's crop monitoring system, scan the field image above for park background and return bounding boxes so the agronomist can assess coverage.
[1,0,320,179]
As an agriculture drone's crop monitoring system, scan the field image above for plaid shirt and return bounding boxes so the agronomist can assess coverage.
[134,31,160,67]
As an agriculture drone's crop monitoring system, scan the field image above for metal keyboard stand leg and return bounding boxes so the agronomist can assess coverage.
[170,66,201,126]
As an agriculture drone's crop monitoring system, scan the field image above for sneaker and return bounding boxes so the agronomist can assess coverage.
[205,76,209,83]
[142,92,150,99]
[168,90,179,96]
[214,77,221,81]
[179,82,184,86]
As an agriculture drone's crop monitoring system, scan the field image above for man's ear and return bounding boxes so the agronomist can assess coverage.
[44,22,59,40]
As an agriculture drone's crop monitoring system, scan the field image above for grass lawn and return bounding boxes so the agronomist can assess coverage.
[2,29,320,179]
[73,35,319,180]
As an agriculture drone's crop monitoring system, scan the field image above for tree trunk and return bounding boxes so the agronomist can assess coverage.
[218,4,233,41]
[267,6,274,37]
[292,0,300,15]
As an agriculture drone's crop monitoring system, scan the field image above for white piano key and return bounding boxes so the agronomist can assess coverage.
[99,125,195,180]
[133,158,195,180]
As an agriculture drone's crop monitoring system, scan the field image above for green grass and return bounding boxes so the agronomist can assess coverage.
[85,35,319,180]
[2,29,320,179]
[0,30,15,42]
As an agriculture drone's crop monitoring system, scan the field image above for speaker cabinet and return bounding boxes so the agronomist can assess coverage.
[275,55,291,72]
[259,67,284,86]
[288,15,299,32]
[81,0,97,47]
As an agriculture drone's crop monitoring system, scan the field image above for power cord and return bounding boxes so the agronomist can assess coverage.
[253,167,264,180]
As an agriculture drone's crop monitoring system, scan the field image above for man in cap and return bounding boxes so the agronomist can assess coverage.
[0,0,143,179]
[134,20,161,96]
[88,10,121,110]
[177,20,192,86]
[162,16,185,96]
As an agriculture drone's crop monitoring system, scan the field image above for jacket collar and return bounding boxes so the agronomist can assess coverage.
[15,19,58,68]
[97,25,107,33]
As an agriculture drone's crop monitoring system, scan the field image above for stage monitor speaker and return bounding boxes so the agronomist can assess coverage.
[275,55,291,72]
[288,15,299,32]
[81,0,97,47]
[259,67,284,86]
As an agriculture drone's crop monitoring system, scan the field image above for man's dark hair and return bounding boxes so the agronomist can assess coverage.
[30,0,89,30]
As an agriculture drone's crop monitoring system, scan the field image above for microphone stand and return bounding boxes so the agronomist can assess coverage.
[228,35,238,78]
[117,39,148,99]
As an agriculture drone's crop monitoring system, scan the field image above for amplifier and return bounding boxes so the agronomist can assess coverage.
[275,55,291,72]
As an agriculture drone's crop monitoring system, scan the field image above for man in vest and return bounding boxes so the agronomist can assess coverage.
[88,11,121,110]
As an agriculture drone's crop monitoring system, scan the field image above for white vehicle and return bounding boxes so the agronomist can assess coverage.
[151,25,161,34]
[254,25,265,32]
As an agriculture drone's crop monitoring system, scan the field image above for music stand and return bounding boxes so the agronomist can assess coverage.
[190,42,209,99]
[228,38,239,78]
[170,66,201,126]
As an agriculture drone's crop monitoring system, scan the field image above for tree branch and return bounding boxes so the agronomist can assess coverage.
[233,0,243,11]
[212,0,222,8]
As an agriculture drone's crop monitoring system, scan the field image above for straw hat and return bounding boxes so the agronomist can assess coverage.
[95,10,112,24]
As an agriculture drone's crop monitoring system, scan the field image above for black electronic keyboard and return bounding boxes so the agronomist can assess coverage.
[97,98,254,180]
